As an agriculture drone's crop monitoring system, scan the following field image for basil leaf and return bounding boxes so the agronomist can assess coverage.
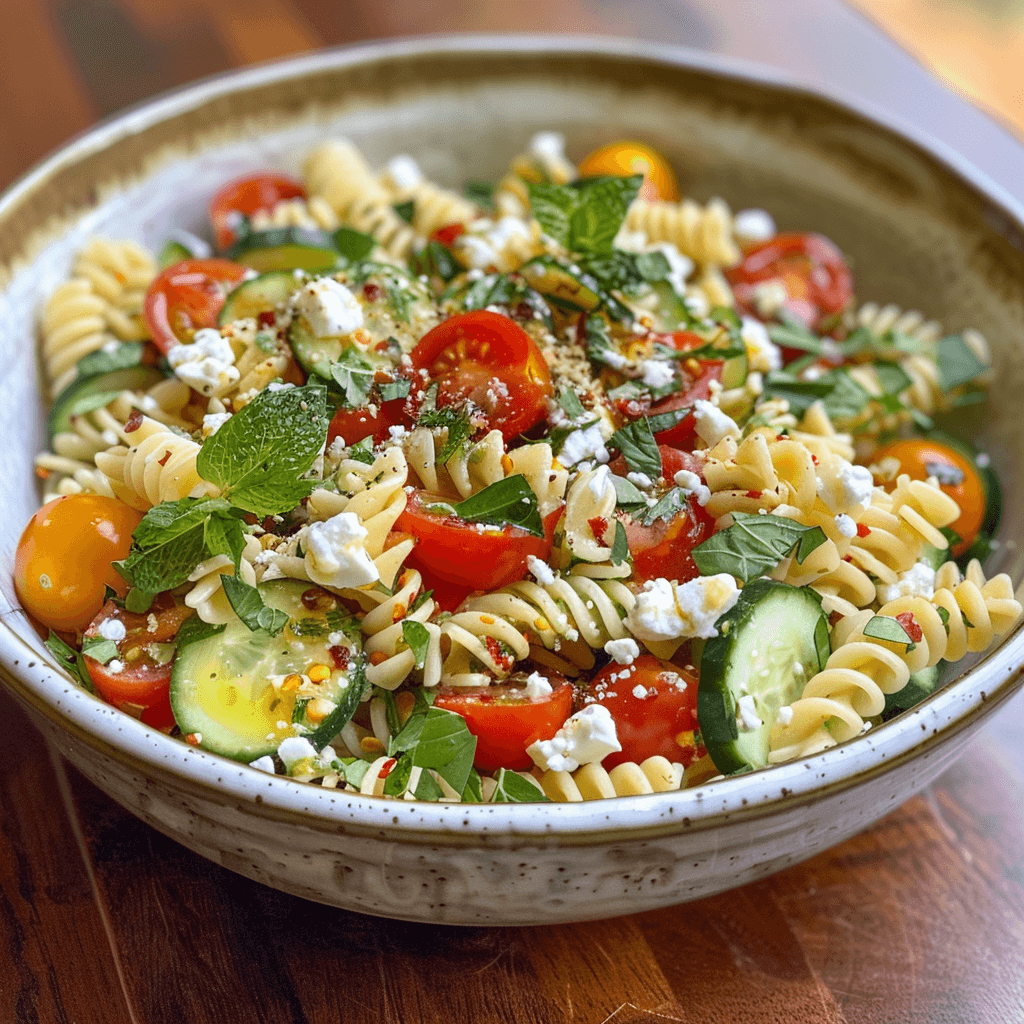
[411,239,460,281]
[814,616,831,671]
[335,756,372,788]
[348,437,375,465]
[582,312,618,369]
[768,318,822,356]
[413,769,445,801]
[691,512,828,581]
[175,616,226,652]
[308,652,369,751]
[489,768,549,803]
[610,418,662,480]
[393,200,415,224]
[451,475,544,537]
[645,407,689,436]
[464,180,494,206]
[558,386,587,420]
[611,474,646,509]
[639,487,687,526]
[44,632,94,692]
[401,620,431,669]
[334,227,376,264]
[76,341,146,378]
[315,347,374,408]
[378,377,411,402]
[203,511,247,572]
[635,250,671,282]
[528,175,643,253]
[863,614,916,650]
[197,383,328,517]
[874,362,913,396]
[221,575,290,636]
[81,636,119,665]
[762,368,870,423]
[124,588,155,614]
[383,753,415,796]
[411,707,477,796]
[416,404,474,464]
[937,334,987,392]
[610,520,630,566]
[796,526,829,563]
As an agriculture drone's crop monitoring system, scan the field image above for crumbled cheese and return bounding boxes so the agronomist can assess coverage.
[673,469,711,506]
[107,659,124,674]
[733,208,777,245]
[558,423,609,467]
[834,513,857,539]
[626,574,740,643]
[976,452,991,468]
[295,277,363,338]
[640,358,675,389]
[526,554,556,585]
[820,459,875,514]
[587,464,615,504]
[649,241,694,294]
[524,672,553,699]
[693,400,741,448]
[266,381,294,392]
[381,154,423,193]
[776,705,794,726]
[97,618,126,642]
[740,317,782,373]
[632,684,649,699]
[877,562,936,604]
[604,637,640,664]
[752,280,788,318]
[737,694,763,732]
[458,217,532,271]
[202,411,232,437]
[627,471,654,490]
[277,736,318,771]
[249,755,277,774]
[527,704,621,773]
[166,328,240,396]
[302,512,379,590]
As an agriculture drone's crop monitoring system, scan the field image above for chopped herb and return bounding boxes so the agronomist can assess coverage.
[378,377,412,402]
[450,475,544,537]
[610,520,630,565]
[416,404,474,464]
[80,636,119,665]
[489,768,549,803]
[609,418,662,480]
[333,227,376,264]
[692,513,828,582]
[401,620,432,669]
[937,333,988,392]
[44,632,94,692]
[558,386,587,421]
[528,175,643,253]
[221,575,290,636]
[464,180,494,206]
[863,614,916,650]
[393,200,415,224]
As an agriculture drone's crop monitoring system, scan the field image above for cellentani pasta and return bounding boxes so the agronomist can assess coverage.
[16,133,1021,806]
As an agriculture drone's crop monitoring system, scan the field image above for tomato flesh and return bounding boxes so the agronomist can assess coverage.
[327,397,410,447]
[410,311,552,440]
[577,141,681,202]
[143,258,248,353]
[15,495,143,633]
[586,655,700,768]
[209,172,306,250]
[433,675,573,771]
[727,232,853,334]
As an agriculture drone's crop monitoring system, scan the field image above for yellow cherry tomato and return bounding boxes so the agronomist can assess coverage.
[873,439,985,557]
[578,140,681,202]
[14,495,143,632]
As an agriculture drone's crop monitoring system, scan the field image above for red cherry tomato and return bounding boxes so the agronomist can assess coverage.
[83,597,193,730]
[209,172,306,250]
[586,655,700,768]
[433,674,574,771]
[326,397,410,447]
[409,311,553,440]
[726,232,853,334]
[14,495,143,633]
[430,223,465,248]
[609,446,713,584]
[396,492,562,591]
[143,258,248,353]
[410,566,473,614]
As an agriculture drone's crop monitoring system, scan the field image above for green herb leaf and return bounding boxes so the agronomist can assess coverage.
[347,437,375,465]
[411,707,477,796]
[401,620,431,669]
[334,227,376,264]
[308,652,369,751]
[489,768,549,803]
[611,474,646,510]
[413,769,444,800]
[796,526,829,563]
[558,386,587,420]
[123,588,155,614]
[393,200,415,224]
[814,616,831,671]
[378,377,411,402]
[768,317,822,356]
[451,475,544,536]
[610,418,662,480]
[221,575,290,636]
[203,511,247,572]
[416,404,474,464]
[464,180,494,206]
[937,333,988,392]
[411,239,460,281]
[528,175,643,253]
[691,512,828,581]
[610,520,630,565]
[335,756,372,788]
[639,487,687,526]
[175,616,226,652]
[197,383,328,517]
[762,368,870,424]
[863,614,916,650]
[81,636,119,665]
[582,312,617,369]
[44,632,94,692]
[383,753,415,796]
[76,341,146,378]
[315,347,374,407]
[874,362,913,396]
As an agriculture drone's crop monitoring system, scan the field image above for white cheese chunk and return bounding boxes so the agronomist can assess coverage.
[295,277,363,338]
[558,423,610,467]
[649,241,694,295]
[877,562,936,604]
[733,208,777,245]
[737,694,763,732]
[527,704,621,773]
[693,400,741,448]
[673,469,711,506]
[302,512,379,590]
[740,317,782,374]
[249,755,277,774]
[526,554,556,585]
[381,154,424,194]
[202,411,232,437]
[834,513,857,539]
[524,672,553,699]
[819,459,875,514]
[166,328,240,397]
[604,638,640,665]
[640,358,675,389]
[97,618,127,642]
[627,574,740,643]
[776,705,794,726]
[277,736,318,771]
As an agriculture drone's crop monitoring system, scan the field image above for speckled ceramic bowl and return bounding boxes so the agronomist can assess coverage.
[2,37,1023,926]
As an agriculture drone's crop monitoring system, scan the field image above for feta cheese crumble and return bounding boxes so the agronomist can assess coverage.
[604,637,640,665]
[527,704,621,773]
[166,328,240,397]
[736,694,763,732]
[277,736,319,771]
[295,277,363,338]
[626,574,740,643]
[692,400,741,448]
[381,154,424,193]
[202,411,232,437]
[302,511,379,590]
[558,423,610,467]
[526,554,556,585]
[819,459,875,514]
[877,561,936,604]
[640,359,675,389]
[834,513,857,539]
[249,755,276,774]
[524,672,553,699]
[740,317,782,374]
[97,618,127,642]
[733,208,777,246]
[673,469,711,506]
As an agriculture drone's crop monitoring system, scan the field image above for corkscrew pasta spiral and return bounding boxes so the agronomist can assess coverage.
[624,197,741,267]
[538,756,684,801]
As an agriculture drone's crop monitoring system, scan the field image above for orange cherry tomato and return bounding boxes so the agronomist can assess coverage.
[433,674,574,771]
[578,140,681,202]
[585,655,700,768]
[609,446,714,584]
[143,258,248,353]
[15,495,142,633]
[873,438,985,556]
[83,597,193,730]
[409,311,553,440]
[396,492,563,592]
[726,232,853,334]
[209,171,306,250]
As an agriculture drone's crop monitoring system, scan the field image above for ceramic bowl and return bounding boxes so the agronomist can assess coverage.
[2,37,1024,926]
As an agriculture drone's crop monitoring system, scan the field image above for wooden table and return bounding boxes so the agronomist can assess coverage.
[4,2,1024,1021]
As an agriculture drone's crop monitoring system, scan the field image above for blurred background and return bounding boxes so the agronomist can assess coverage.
[3,0,1023,196]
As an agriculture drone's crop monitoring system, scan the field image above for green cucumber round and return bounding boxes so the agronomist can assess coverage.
[698,578,829,774]
[219,270,298,326]
[48,366,164,439]
[227,228,340,273]
[520,256,602,312]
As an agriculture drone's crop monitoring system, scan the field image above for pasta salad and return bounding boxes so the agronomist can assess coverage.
[16,133,1021,804]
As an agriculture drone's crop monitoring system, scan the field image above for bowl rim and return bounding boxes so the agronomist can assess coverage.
[3,33,1024,843]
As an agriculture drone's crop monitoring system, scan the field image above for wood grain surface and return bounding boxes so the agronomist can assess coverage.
[3,2,1024,1021]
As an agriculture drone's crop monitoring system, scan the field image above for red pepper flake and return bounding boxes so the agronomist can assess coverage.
[328,645,349,670]
[363,282,383,302]
[257,310,276,328]
[379,758,397,779]
[124,408,144,433]
[811,454,819,465]
[588,515,609,542]
[745,490,763,499]
[430,223,465,248]
[485,636,514,672]
[856,523,871,538]
[157,450,172,466]
[514,302,534,320]
[829,610,844,628]
[896,611,924,644]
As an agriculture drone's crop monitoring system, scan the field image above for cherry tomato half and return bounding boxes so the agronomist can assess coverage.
[84,597,193,730]
[726,232,853,334]
[209,172,306,251]
[586,655,700,768]
[396,492,563,592]
[326,397,410,448]
[143,258,248,353]
[647,331,724,449]
[433,674,574,771]
[873,438,986,556]
[15,495,142,633]
[609,447,714,584]
[409,311,553,440]
[578,140,681,202]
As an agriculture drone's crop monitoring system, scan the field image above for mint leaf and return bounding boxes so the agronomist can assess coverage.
[937,334,987,392]
[76,341,146,378]
[221,575,290,636]
[411,707,477,796]
[768,317,822,356]
[863,614,916,650]
[314,347,374,408]
[378,377,411,402]
[611,474,646,510]
[383,753,415,796]
[410,239,460,281]
[692,512,828,581]
[490,768,548,803]
[583,312,618,369]
[81,636,119,665]
[416,404,473,464]
[347,437,375,465]
[44,632,94,692]
[413,770,445,800]
[762,368,870,423]
[335,757,372,788]
[528,175,643,253]
[875,362,913,396]
[451,475,544,536]
[401,620,431,669]
[610,520,630,565]
[175,616,226,652]
[308,651,369,751]
[639,487,687,526]
[610,418,662,480]
[334,227,375,264]
[197,383,328,517]
[124,588,155,614]
[203,511,247,572]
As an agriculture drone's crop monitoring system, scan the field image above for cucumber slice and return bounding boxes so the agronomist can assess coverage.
[219,270,298,326]
[48,366,164,439]
[520,257,602,311]
[882,664,941,721]
[227,228,340,273]
[698,578,829,774]
[158,239,194,269]
[170,580,361,762]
